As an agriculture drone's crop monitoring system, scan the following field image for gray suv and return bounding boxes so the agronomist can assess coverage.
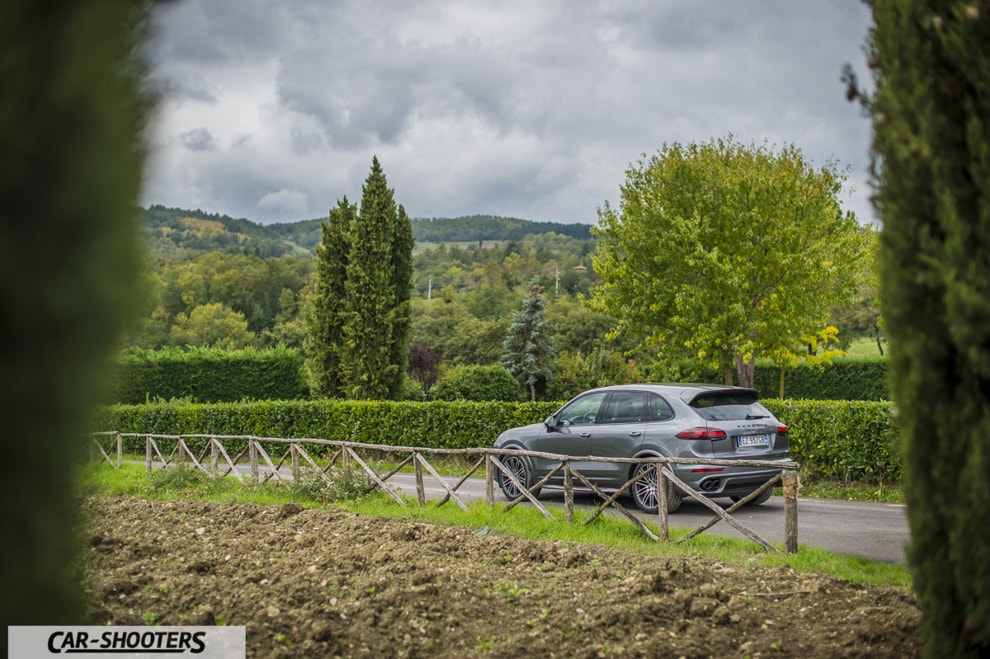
[493,384,791,512]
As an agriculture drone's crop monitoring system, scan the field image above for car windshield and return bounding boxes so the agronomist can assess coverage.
[689,392,772,422]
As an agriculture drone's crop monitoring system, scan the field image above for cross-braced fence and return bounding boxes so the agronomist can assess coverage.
[90,432,801,554]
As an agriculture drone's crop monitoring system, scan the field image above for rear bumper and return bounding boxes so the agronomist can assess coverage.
[676,466,786,498]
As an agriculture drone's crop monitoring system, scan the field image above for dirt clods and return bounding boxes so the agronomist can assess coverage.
[82,497,920,658]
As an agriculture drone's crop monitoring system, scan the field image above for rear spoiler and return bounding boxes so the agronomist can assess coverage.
[680,387,759,406]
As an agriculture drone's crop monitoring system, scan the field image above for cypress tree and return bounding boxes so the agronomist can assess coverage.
[869,2,990,654]
[304,197,354,397]
[334,157,413,400]
[0,0,147,631]
[502,277,556,401]
[388,204,415,398]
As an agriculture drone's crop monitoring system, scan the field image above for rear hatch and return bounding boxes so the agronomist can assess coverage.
[685,389,789,459]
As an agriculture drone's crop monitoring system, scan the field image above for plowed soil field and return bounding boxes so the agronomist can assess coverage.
[82,497,921,658]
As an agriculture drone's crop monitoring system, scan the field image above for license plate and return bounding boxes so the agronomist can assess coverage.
[737,434,770,448]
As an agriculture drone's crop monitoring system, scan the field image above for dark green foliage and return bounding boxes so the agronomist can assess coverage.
[97,400,560,454]
[339,158,409,399]
[140,207,592,256]
[413,215,592,242]
[868,2,990,654]
[752,357,889,401]
[388,204,415,399]
[304,199,353,396]
[0,0,147,629]
[429,365,525,402]
[308,158,413,400]
[545,349,643,401]
[502,278,556,401]
[97,398,899,484]
[141,205,314,258]
[110,346,307,404]
[763,400,900,483]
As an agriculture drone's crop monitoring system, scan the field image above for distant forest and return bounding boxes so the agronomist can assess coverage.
[140,205,593,258]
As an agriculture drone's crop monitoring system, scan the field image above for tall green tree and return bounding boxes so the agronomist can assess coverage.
[304,198,354,397]
[588,137,864,386]
[387,204,415,398]
[309,158,414,400]
[0,0,148,632]
[502,277,556,401]
[866,2,990,655]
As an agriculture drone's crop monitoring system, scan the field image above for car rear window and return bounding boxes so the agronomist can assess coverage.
[689,392,772,422]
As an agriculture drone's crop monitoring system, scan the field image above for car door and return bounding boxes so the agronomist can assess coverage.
[588,391,648,486]
[530,391,605,483]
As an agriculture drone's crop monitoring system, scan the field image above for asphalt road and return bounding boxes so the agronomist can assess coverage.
[384,472,911,565]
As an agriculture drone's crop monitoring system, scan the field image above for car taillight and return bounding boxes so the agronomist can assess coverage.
[676,427,727,440]
[777,425,788,434]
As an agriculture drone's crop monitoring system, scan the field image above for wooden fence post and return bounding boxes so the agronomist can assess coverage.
[116,433,122,469]
[485,456,494,507]
[784,469,799,554]
[291,443,300,480]
[145,435,152,473]
[657,463,669,541]
[414,452,426,506]
[564,464,574,523]
[249,440,259,484]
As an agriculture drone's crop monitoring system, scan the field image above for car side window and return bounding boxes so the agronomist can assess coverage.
[558,392,607,426]
[601,391,646,424]
[649,393,675,421]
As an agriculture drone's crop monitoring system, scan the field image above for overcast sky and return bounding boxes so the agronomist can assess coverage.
[142,1,876,226]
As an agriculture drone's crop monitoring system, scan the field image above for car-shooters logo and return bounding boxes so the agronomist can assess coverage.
[49,630,206,653]
[8,626,246,659]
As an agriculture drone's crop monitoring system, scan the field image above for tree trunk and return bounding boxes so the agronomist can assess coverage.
[529,381,536,402]
[721,360,735,386]
[778,365,786,399]
[734,354,756,388]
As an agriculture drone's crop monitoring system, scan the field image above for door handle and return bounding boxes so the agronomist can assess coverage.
[580,432,591,437]
[628,431,641,437]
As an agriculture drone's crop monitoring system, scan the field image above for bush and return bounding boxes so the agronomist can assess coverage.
[97,397,900,484]
[429,365,525,401]
[109,345,307,403]
[754,357,888,401]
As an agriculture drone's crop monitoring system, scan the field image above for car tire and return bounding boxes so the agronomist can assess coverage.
[731,486,773,506]
[498,453,537,501]
[631,462,682,514]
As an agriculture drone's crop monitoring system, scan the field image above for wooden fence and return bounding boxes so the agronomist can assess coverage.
[90,432,801,554]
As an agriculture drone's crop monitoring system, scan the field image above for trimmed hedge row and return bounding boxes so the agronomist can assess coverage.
[753,357,889,401]
[109,346,307,404]
[106,349,889,404]
[96,397,900,483]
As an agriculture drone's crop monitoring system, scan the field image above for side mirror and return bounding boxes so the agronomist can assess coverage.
[544,415,557,429]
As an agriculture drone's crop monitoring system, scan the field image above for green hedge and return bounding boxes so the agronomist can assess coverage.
[107,348,890,405]
[754,357,889,401]
[109,346,307,404]
[96,397,900,483]
[762,399,900,482]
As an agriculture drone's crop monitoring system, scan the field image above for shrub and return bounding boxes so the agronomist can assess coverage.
[98,397,900,484]
[109,345,307,403]
[429,365,525,402]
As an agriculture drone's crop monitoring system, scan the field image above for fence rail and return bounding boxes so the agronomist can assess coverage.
[90,432,801,554]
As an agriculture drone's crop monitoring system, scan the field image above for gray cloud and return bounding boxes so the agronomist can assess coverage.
[180,128,217,152]
[141,0,876,225]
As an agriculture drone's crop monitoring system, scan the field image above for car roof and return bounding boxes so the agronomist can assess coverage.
[581,383,760,404]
